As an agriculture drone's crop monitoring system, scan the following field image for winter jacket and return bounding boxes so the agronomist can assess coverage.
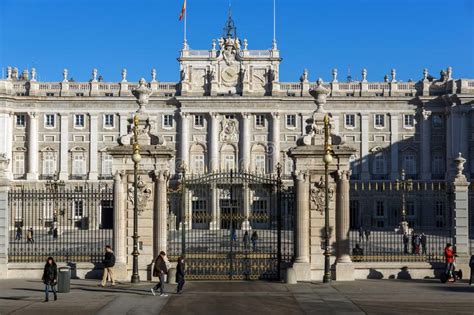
[153,255,168,277]
[42,264,58,285]
[176,261,185,282]
[103,251,116,268]
[444,247,455,264]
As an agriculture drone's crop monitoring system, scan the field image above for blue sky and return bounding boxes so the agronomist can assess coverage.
[0,0,473,82]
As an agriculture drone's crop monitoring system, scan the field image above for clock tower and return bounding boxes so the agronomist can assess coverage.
[178,8,281,97]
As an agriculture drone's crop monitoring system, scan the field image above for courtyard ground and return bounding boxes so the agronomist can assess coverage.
[0,278,473,314]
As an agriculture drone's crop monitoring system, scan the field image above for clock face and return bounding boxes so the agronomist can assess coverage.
[222,67,237,83]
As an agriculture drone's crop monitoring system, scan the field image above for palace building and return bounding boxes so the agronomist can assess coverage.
[0,13,473,281]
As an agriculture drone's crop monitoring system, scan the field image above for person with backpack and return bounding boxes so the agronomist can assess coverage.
[41,256,58,302]
[444,243,455,281]
[99,245,116,287]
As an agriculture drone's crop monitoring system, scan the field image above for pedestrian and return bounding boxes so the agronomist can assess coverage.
[41,256,58,302]
[420,233,427,255]
[414,234,421,255]
[469,254,474,285]
[99,245,115,287]
[444,243,455,281]
[402,233,409,254]
[27,227,34,244]
[176,256,185,294]
[231,227,237,242]
[364,228,371,242]
[411,233,416,254]
[251,231,258,251]
[243,231,250,250]
[15,226,22,241]
[53,227,58,239]
[358,226,364,243]
[151,251,168,297]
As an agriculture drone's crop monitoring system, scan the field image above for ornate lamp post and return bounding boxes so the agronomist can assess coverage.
[46,172,65,223]
[323,114,333,283]
[397,169,412,234]
[131,115,141,283]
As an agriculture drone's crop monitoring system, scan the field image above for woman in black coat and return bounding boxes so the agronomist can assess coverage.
[42,256,58,302]
[176,256,185,294]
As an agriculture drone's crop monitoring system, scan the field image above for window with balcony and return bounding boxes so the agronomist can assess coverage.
[43,153,56,176]
[403,154,417,175]
[102,155,113,177]
[72,154,86,176]
[255,155,266,173]
[14,154,25,176]
[192,155,205,174]
[373,153,386,175]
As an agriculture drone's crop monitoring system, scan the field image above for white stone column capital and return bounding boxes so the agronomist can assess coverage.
[210,112,220,119]
[271,112,281,119]
[180,111,191,119]
[242,112,251,119]
[336,169,351,181]
[421,109,432,121]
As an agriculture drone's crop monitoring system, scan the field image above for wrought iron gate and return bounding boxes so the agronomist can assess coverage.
[167,169,294,280]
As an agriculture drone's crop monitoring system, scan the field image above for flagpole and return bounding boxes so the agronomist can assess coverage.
[184,0,187,47]
[272,0,277,49]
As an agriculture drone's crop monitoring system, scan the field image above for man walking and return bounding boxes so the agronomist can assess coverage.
[151,251,168,297]
[403,233,409,254]
[420,233,427,255]
[99,245,115,287]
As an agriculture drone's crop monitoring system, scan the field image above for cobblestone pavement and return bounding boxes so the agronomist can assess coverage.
[0,278,473,314]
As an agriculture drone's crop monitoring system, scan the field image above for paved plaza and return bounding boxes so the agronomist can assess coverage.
[1,278,474,314]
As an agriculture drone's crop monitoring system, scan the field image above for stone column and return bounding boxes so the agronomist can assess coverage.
[209,183,219,230]
[180,112,190,168]
[89,114,98,180]
[5,113,13,176]
[453,154,470,269]
[241,113,251,172]
[420,109,432,180]
[59,114,69,180]
[294,172,309,263]
[336,170,351,263]
[390,114,399,180]
[0,155,10,278]
[242,183,251,230]
[154,171,169,257]
[360,114,370,180]
[27,112,39,180]
[113,172,126,265]
[210,113,220,172]
[271,112,280,173]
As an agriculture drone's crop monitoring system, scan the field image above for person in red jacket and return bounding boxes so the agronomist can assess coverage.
[444,243,455,280]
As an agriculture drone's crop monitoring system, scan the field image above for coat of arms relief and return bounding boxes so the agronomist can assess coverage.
[310,177,334,214]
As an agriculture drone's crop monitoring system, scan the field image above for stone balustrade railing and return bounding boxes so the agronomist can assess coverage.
[3,78,474,98]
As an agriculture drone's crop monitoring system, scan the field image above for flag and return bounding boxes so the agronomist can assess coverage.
[179,0,186,21]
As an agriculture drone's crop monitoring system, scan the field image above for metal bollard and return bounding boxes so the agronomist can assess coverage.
[58,266,71,293]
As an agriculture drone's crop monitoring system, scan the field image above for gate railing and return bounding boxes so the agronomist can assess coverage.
[8,184,114,263]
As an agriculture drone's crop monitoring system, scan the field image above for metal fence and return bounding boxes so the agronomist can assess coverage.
[8,184,114,263]
[349,180,454,262]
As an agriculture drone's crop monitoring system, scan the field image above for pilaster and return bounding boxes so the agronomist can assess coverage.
[89,114,98,180]
[59,114,69,181]
[154,170,169,257]
[26,112,39,180]
[360,114,370,180]
[390,114,399,180]
[420,109,432,180]
[241,113,251,172]
[209,113,220,172]
[0,156,10,278]
[180,112,190,168]
[271,112,280,173]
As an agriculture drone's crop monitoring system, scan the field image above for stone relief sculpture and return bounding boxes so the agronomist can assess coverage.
[127,176,152,215]
[220,118,239,142]
[310,177,334,214]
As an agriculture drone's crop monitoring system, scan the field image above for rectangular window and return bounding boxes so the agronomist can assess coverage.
[163,114,173,128]
[255,155,266,173]
[45,114,55,128]
[192,155,205,174]
[72,155,85,175]
[194,115,204,127]
[403,155,417,175]
[403,114,415,128]
[43,153,55,175]
[104,114,114,128]
[374,114,385,128]
[432,154,445,176]
[16,114,26,127]
[375,201,384,217]
[74,200,84,218]
[345,114,355,128]
[374,154,386,174]
[14,154,25,175]
[102,155,113,175]
[255,115,265,127]
[74,114,85,128]
[224,155,235,171]
[286,115,296,128]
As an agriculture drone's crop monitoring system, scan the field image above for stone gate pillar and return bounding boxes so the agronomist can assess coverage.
[154,170,169,257]
[0,155,10,278]
[452,153,470,271]
[113,171,126,266]
[288,79,356,282]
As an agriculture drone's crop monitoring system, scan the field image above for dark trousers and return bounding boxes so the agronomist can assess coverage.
[44,284,56,300]
[177,277,185,292]
[153,273,165,294]
[469,268,474,285]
